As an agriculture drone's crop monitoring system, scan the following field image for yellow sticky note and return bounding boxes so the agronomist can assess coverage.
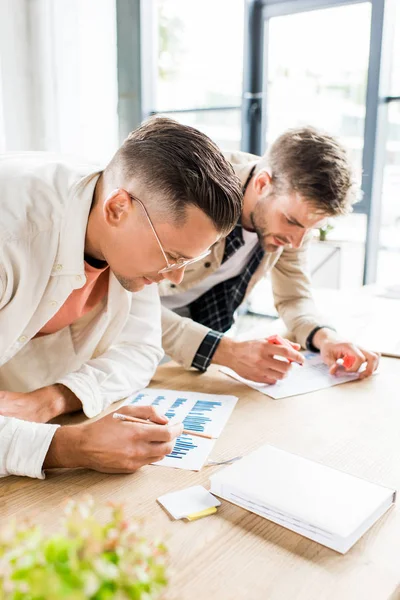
[185,506,218,521]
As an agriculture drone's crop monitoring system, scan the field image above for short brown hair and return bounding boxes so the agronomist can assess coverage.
[108,117,242,235]
[263,127,356,216]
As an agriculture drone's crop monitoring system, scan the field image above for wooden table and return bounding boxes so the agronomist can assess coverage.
[2,359,400,600]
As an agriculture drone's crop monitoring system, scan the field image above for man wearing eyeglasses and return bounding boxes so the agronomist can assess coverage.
[160,127,380,383]
[0,117,242,478]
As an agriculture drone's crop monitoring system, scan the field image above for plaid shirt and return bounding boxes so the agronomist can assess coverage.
[190,225,265,371]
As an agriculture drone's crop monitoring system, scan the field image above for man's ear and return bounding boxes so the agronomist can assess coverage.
[103,188,133,227]
[253,169,273,196]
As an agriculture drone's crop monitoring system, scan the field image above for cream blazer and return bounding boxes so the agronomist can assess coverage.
[160,151,323,369]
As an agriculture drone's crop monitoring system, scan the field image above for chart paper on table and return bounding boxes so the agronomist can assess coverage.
[221,351,362,399]
[125,389,238,470]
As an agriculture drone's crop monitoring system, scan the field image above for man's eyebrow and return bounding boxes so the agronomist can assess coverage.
[287,215,306,228]
[168,249,193,260]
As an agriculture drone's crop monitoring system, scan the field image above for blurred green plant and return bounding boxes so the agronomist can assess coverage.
[318,223,334,241]
[0,496,168,599]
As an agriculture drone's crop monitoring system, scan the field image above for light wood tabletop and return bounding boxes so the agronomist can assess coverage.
[1,358,400,600]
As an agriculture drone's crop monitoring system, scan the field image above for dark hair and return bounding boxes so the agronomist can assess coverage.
[108,117,243,234]
[265,126,356,216]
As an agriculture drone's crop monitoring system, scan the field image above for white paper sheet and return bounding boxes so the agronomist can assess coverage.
[157,485,221,519]
[221,351,361,399]
[125,389,238,470]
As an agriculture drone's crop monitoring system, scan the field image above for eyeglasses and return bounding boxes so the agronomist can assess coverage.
[129,194,211,274]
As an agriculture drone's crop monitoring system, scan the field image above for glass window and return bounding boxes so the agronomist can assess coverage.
[390,1,400,96]
[376,2,400,286]
[260,3,372,290]
[155,0,243,112]
[377,101,400,285]
[155,108,242,150]
[265,3,371,178]
[155,0,244,149]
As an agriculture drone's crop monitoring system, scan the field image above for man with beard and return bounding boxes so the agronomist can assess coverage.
[160,127,379,383]
[0,117,242,478]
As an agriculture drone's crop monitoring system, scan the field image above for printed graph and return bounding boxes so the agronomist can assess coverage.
[125,389,238,470]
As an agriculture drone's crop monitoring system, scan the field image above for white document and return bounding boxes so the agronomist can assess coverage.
[221,351,361,399]
[125,389,238,470]
[157,485,220,520]
[155,433,217,471]
[210,444,396,554]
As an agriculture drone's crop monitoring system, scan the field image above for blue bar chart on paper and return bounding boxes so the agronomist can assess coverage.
[162,432,215,470]
[126,389,238,470]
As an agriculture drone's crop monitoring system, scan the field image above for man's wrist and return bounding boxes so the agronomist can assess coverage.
[310,327,338,351]
[43,425,83,469]
[192,331,224,372]
[212,336,235,367]
[44,384,82,418]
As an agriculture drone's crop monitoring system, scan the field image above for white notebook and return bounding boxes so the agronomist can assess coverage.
[209,444,396,554]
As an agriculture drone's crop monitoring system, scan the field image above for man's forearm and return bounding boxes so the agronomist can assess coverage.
[0,385,83,424]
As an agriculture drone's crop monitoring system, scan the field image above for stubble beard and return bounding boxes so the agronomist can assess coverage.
[250,211,280,253]
[115,273,145,292]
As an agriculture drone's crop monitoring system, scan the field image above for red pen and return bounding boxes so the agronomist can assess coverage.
[267,334,303,366]
[342,354,356,369]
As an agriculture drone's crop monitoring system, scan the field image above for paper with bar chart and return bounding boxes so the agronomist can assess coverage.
[125,389,238,470]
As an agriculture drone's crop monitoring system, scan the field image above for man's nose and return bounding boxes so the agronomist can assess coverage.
[163,266,185,285]
[291,229,307,249]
